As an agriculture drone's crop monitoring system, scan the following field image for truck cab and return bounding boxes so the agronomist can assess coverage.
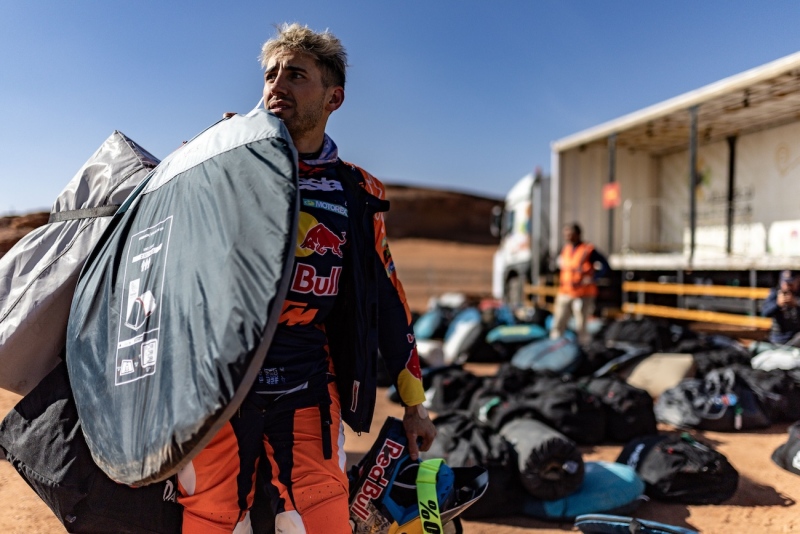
[492,172,551,306]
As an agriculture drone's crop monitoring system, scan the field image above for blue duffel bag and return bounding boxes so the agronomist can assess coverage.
[521,462,645,521]
[511,336,582,374]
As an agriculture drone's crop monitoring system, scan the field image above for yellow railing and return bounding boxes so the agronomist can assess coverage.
[523,283,559,310]
[622,281,771,329]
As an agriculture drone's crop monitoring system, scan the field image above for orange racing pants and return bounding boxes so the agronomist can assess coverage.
[177,380,350,534]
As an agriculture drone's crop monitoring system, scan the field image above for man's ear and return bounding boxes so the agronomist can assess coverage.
[326,86,345,112]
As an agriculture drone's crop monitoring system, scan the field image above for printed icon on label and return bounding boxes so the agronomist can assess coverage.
[141,339,158,367]
[126,290,157,330]
[120,360,135,375]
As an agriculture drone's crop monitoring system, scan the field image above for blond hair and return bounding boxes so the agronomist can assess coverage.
[260,23,348,88]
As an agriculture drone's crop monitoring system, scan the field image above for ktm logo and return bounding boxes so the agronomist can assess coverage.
[279,300,319,326]
[296,212,347,258]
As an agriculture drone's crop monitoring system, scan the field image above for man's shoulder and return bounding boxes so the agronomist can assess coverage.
[338,160,385,199]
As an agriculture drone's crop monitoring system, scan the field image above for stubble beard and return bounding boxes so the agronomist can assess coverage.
[283,94,327,141]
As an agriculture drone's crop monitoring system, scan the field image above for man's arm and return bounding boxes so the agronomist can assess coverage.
[357,167,436,459]
[589,248,611,279]
[762,288,781,318]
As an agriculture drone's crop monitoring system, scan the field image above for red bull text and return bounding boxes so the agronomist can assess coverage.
[351,439,406,521]
[291,264,341,296]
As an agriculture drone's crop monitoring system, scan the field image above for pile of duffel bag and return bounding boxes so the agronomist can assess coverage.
[406,314,793,520]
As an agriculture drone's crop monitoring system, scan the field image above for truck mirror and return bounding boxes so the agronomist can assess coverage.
[490,205,502,238]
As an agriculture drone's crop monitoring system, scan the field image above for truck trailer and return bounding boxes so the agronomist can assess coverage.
[548,50,800,320]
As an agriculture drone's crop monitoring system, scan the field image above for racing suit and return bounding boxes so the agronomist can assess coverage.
[178,135,425,534]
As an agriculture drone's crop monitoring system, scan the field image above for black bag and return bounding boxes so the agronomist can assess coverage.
[732,365,800,423]
[602,318,672,353]
[616,433,739,504]
[0,362,183,533]
[771,420,800,476]
[655,369,771,431]
[470,373,607,444]
[422,411,525,519]
[499,417,584,500]
[581,376,658,443]
[690,348,752,378]
[425,365,484,413]
[574,341,626,377]
[482,363,538,394]
[525,380,607,444]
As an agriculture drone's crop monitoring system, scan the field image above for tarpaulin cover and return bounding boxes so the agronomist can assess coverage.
[0,132,158,395]
[66,110,298,485]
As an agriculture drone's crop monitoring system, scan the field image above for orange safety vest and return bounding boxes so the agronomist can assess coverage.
[558,242,597,298]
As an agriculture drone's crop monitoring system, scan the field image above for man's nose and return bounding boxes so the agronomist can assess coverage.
[268,71,290,96]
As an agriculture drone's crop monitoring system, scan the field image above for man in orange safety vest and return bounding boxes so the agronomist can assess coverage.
[550,222,609,343]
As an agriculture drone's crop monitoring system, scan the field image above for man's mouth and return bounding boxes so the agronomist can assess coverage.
[268,100,292,114]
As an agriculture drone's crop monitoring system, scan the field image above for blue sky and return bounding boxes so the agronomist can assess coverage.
[2,1,799,213]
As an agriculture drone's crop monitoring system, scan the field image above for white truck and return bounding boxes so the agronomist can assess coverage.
[491,170,551,305]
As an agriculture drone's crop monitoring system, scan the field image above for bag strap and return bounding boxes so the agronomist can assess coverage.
[416,458,445,534]
[48,205,120,223]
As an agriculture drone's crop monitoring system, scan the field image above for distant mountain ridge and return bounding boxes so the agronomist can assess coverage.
[382,184,501,245]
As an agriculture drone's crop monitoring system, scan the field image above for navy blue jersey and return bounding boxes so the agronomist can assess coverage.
[255,159,349,393]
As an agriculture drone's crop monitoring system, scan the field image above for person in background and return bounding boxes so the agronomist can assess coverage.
[549,222,609,343]
[177,23,436,534]
[761,269,800,346]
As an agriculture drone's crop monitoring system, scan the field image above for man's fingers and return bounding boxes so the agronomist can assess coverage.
[419,434,434,452]
[407,433,420,460]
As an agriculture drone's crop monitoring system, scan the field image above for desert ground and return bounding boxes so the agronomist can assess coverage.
[0,236,799,532]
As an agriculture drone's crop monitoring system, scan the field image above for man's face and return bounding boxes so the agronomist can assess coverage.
[789,278,800,293]
[262,50,339,141]
[563,226,579,245]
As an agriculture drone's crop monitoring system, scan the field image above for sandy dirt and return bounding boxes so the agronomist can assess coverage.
[0,238,798,533]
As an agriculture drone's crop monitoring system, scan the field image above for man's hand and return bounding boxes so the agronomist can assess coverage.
[403,404,437,461]
[778,291,796,308]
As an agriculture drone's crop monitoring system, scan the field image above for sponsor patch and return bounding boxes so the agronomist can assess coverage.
[299,177,343,191]
[279,300,319,326]
[296,212,347,258]
[291,264,341,296]
[303,198,348,217]
[405,348,422,379]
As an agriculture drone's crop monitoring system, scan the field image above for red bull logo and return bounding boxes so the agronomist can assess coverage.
[405,347,422,379]
[351,438,405,521]
[291,264,341,296]
[300,223,346,257]
[296,212,347,258]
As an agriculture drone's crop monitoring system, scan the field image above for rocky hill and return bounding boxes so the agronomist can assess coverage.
[0,184,501,256]
[382,184,501,244]
[0,212,50,256]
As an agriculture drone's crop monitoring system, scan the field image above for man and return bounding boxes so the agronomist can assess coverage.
[177,24,436,534]
[762,270,800,346]
[549,222,609,343]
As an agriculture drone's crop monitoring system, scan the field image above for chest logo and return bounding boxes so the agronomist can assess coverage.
[296,212,347,258]
[291,264,342,296]
[299,177,343,191]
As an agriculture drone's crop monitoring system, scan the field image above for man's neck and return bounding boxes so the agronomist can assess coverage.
[292,129,326,155]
